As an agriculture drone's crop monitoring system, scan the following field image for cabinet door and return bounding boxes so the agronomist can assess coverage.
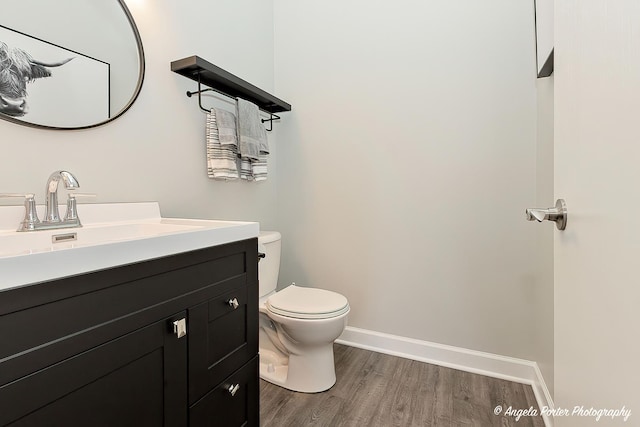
[189,357,259,427]
[0,312,188,427]
[188,283,258,404]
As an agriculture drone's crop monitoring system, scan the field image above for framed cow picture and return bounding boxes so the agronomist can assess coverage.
[0,25,110,128]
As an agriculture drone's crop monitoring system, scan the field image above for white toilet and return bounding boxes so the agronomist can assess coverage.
[258,231,350,393]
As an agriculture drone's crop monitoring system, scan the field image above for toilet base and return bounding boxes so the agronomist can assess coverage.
[259,349,289,388]
[259,343,337,393]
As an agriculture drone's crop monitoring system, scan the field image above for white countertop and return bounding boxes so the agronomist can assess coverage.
[0,202,259,292]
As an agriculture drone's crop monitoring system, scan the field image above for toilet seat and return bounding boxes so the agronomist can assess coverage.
[266,285,349,319]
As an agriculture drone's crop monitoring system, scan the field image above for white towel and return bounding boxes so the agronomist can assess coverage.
[236,98,269,181]
[206,108,239,180]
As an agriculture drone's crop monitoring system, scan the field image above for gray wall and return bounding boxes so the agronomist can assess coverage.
[273,0,552,367]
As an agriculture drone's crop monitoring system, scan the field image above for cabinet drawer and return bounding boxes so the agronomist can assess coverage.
[189,357,259,427]
[188,283,258,404]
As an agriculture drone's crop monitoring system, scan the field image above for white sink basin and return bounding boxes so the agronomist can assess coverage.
[0,202,259,291]
[0,221,204,257]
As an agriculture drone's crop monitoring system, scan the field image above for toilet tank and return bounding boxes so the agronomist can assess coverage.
[258,231,281,297]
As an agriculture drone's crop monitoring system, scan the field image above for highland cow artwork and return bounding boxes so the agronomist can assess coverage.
[0,25,110,127]
[0,40,73,117]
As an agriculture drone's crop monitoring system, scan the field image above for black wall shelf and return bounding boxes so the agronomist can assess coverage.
[171,56,291,114]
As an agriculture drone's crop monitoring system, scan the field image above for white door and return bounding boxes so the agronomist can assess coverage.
[555,1,640,426]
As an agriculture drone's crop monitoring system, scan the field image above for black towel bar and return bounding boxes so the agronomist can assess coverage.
[261,113,280,132]
[185,76,281,131]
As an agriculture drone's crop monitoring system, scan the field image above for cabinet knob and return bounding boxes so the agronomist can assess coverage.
[227,383,240,397]
[227,298,239,309]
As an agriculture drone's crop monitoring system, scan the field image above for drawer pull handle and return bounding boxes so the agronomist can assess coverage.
[227,383,240,397]
[227,298,239,309]
[172,318,187,338]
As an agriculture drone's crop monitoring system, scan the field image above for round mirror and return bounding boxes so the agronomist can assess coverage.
[0,0,144,130]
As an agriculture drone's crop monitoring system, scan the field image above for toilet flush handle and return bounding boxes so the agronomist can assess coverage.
[258,252,266,262]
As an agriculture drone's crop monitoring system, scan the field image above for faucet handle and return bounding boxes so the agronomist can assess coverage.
[0,193,33,199]
[0,193,41,231]
[64,192,96,222]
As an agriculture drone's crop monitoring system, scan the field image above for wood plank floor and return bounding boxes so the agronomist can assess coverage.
[260,344,545,427]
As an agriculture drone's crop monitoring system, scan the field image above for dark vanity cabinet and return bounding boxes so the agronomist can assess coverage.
[0,238,258,427]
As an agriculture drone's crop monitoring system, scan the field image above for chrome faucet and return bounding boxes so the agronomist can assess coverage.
[44,170,80,223]
[0,170,86,232]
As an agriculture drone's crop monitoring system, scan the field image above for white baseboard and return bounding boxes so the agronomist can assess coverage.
[336,326,555,427]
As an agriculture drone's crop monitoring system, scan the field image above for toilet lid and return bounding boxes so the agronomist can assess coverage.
[266,285,349,319]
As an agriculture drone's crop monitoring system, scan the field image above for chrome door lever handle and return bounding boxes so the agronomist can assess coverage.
[525,199,567,230]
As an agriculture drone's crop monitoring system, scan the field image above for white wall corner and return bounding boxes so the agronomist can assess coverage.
[336,326,555,427]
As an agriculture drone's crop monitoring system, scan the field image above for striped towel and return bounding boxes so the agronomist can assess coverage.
[206,108,239,180]
[239,154,268,182]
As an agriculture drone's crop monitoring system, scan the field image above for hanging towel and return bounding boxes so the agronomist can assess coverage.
[237,98,269,161]
[239,157,252,181]
[206,108,239,180]
[251,155,268,182]
[215,107,238,147]
[239,155,268,181]
[236,98,269,181]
